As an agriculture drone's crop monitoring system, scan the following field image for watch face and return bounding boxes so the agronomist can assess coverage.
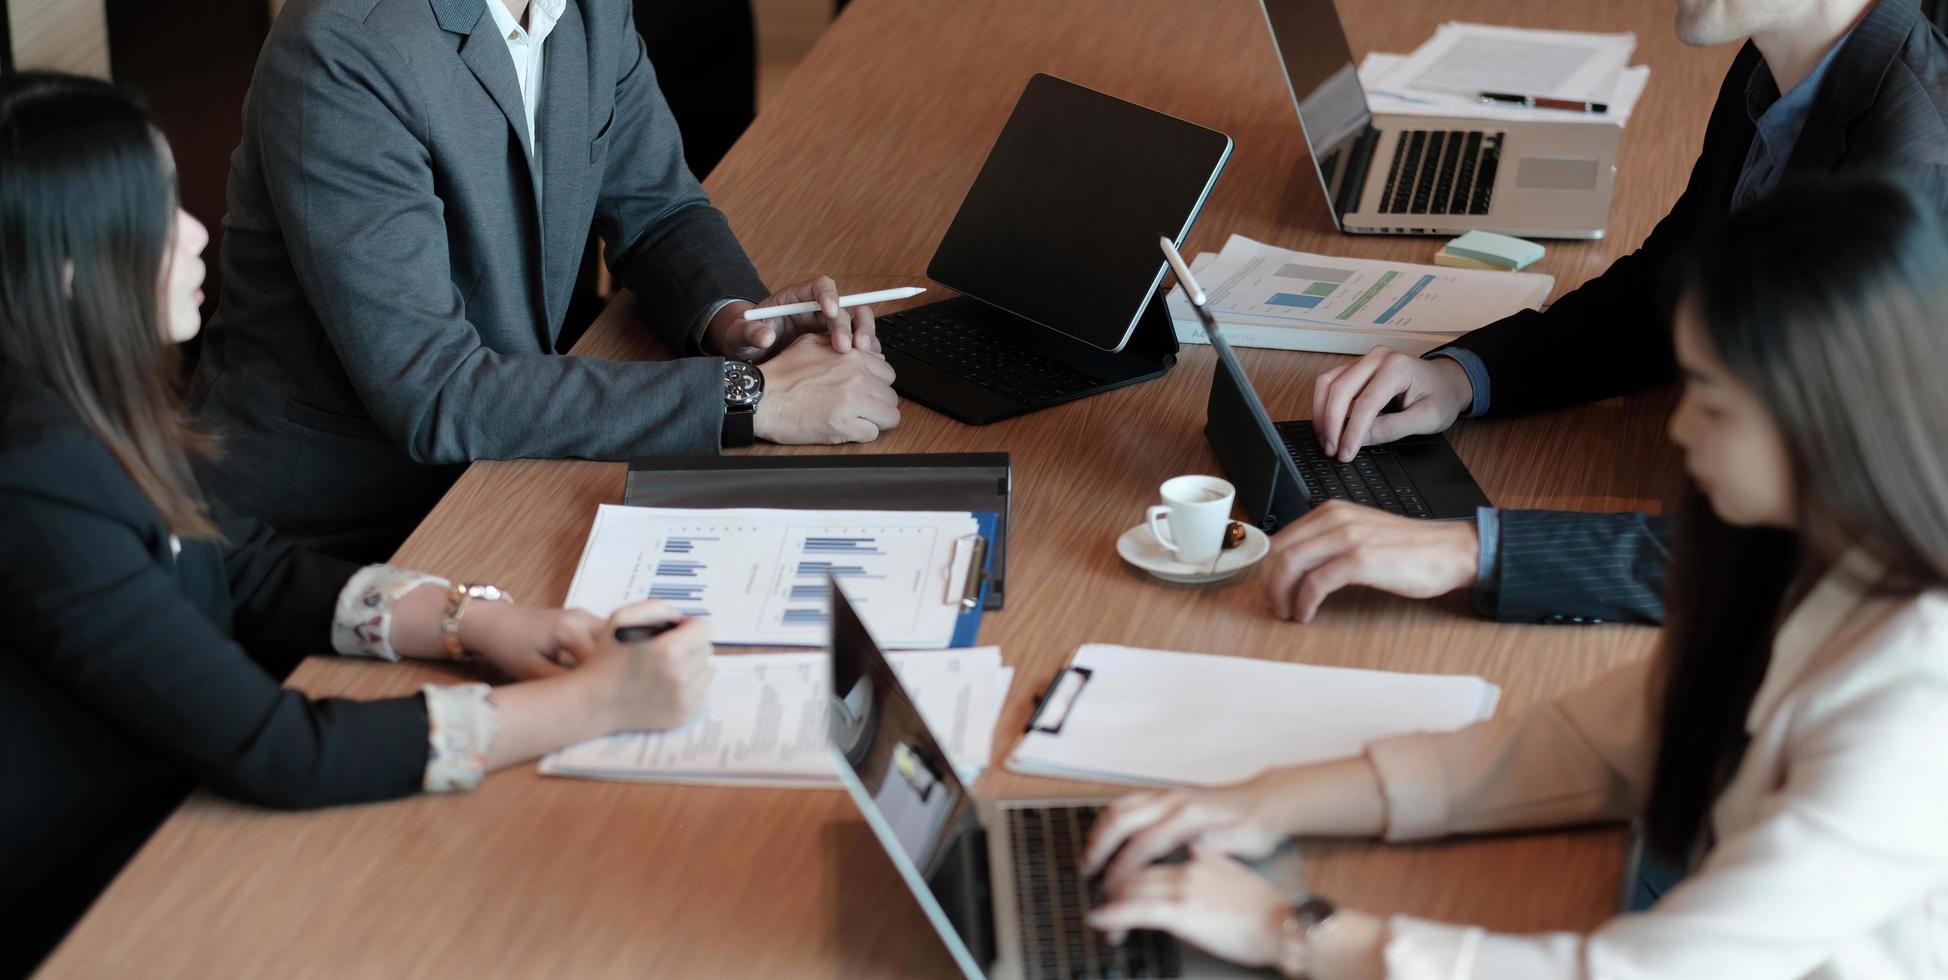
[724,361,763,407]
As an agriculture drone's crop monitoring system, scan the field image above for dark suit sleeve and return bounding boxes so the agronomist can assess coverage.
[595,2,769,354]
[0,487,428,810]
[254,14,730,465]
[1485,510,1672,624]
[213,507,363,677]
[1431,58,1749,418]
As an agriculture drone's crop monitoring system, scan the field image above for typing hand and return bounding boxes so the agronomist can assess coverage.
[1083,786,1291,897]
[754,334,900,444]
[1263,500,1478,622]
[1088,846,1289,968]
[705,275,881,361]
[585,602,714,732]
[1312,346,1473,461]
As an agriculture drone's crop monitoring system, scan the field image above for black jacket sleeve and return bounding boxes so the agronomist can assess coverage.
[1486,510,1673,625]
[213,506,364,678]
[0,481,429,811]
[1429,48,1757,418]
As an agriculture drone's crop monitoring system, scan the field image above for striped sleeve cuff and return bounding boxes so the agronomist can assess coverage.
[1426,347,1491,418]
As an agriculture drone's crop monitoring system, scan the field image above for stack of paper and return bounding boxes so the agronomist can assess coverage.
[565,505,983,648]
[1008,644,1500,788]
[1169,233,1552,355]
[542,648,1015,788]
[1361,23,1649,126]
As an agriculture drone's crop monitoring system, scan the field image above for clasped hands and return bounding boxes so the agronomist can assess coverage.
[703,275,901,445]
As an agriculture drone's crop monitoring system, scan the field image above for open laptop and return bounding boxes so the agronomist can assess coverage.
[874,73,1233,425]
[1260,0,1619,239]
[1161,238,1490,532]
[826,584,1304,980]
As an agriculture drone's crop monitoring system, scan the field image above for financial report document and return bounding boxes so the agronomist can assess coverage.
[540,648,1013,788]
[566,506,979,647]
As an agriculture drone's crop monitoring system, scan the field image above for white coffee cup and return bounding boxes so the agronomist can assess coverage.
[1146,475,1236,565]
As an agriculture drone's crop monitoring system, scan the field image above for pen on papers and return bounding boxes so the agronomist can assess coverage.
[1478,92,1609,114]
[740,286,927,321]
[614,622,678,643]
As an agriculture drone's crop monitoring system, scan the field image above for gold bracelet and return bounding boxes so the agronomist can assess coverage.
[440,582,512,660]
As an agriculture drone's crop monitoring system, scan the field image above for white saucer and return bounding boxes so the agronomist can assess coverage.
[1116,521,1270,585]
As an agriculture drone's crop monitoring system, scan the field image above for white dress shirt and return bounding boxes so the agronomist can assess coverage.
[1359,547,1948,978]
[483,0,565,209]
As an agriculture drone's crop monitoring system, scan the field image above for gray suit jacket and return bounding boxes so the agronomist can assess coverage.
[188,0,768,559]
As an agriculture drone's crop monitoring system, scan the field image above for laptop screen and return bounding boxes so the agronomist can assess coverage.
[827,583,995,975]
[1258,0,1373,226]
[927,73,1232,353]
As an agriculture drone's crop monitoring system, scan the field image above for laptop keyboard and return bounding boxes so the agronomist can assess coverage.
[1378,129,1503,216]
[1008,805,1182,980]
[878,307,1105,405]
[1278,421,1434,518]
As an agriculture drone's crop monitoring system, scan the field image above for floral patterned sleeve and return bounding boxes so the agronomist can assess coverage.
[329,565,501,792]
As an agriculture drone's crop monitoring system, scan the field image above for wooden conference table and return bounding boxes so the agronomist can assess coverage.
[47,1,1737,976]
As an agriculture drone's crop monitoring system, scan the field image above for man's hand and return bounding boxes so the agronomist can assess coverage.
[1263,500,1479,622]
[704,275,880,361]
[1311,347,1473,461]
[753,334,900,444]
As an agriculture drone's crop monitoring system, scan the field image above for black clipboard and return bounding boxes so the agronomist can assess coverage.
[624,453,1012,610]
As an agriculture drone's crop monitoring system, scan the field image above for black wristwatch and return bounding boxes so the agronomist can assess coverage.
[721,359,764,448]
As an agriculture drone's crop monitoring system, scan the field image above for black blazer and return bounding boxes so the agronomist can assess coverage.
[1446,0,1948,415]
[1449,0,1948,624]
[0,368,428,973]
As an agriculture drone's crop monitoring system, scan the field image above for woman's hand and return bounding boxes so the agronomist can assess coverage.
[461,603,604,680]
[1088,846,1289,968]
[581,601,714,732]
[1084,781,1294,895]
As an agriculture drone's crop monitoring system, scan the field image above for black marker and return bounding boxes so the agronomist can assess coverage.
[613,621,678,643]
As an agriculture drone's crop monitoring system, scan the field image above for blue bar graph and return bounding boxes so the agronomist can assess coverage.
[796,561,876,578]
[662,536,721,555]
[801,536,884,556]
[789,584,827,602]
[781,608,830,625]
[1374,275,1436,325]
[655,561,704,577]
[649,584,705,602]
[1266,292,1325,310]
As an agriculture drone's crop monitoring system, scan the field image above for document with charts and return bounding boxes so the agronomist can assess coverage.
[1169,234,1552,355]
[540,648,1014,789]
[565,505,980,647]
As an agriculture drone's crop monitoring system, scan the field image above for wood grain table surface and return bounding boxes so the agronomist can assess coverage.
[44,1,1735,976]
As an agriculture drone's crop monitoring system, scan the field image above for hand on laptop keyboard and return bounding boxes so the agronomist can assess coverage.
[1312,346,1474,461]
[1263,500,1479,622]
[1087,846,1292,970]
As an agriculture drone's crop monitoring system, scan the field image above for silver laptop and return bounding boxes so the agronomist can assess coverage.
[1260,0,1619,239]
[826,584,1305,979]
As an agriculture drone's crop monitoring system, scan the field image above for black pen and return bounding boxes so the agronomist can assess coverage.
[613,621,678,643]
[1478,91,1609,114]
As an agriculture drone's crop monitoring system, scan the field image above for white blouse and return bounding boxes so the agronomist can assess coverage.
[1361,549,1948,978]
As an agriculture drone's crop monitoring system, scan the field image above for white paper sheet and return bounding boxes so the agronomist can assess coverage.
[1363,52,1650,127]
[1008,645,1500,788]
[564,505,979,648]
[541,649,1014,788]
[1378,23,1635,105]
[1168,234,1551,355]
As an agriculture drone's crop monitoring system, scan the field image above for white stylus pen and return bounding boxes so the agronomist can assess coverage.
[740,286,927,321]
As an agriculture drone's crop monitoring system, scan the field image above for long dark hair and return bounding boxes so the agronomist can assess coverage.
[0,72,216,537]
[1645,175,1948,863]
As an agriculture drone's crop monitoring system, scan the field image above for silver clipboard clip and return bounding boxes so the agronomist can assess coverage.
[1023,666,1093,735]
[943,533,988,610]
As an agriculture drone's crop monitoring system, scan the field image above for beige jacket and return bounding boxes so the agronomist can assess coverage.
[1362,549,1948,978]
